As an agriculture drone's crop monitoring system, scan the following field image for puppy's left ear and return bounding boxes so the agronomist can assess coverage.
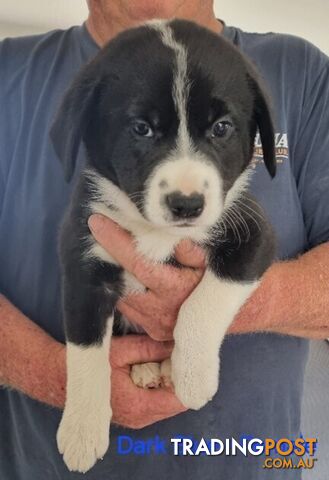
[247,73,276,178]
[50,65,101,182]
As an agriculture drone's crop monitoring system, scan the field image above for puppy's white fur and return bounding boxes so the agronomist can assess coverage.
[86,165,250,263]
[149,20,192,155]
[131,362,162,388]
[144,154,223,229]
[171,271,258,409]
[61,20,259,474]
[58,318,113,473]
[130,359,173,389]
[86,169,211,263]
[85,168,257,412]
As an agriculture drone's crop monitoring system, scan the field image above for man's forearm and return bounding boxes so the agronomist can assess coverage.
[230,242,329,339]
[0,295,66,407]
[2,240,326,410]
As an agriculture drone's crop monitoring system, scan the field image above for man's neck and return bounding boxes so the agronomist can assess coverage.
[86,2,223,47]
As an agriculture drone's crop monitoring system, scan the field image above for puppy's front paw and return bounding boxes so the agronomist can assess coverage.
[130,362,162,389]
[171,347,218,410]
[57,408,111,473]
[130,360,173,389]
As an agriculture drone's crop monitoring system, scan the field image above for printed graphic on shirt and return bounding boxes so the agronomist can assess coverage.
[252,132,289,169]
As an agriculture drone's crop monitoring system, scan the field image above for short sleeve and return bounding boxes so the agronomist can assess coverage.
[294,53,329,249]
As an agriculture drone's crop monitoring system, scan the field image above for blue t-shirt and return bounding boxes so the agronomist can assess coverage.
[0,23,328,480]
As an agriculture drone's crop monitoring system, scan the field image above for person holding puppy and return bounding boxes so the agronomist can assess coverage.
[0,0,328,479]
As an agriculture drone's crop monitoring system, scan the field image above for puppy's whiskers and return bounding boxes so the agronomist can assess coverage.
[234,199,264,232]
[127,191,145,209]
[229,205,251,242]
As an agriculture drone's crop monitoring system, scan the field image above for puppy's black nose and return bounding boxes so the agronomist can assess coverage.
[166,192,204,219]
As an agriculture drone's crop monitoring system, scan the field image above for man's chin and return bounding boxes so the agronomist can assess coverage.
[126,1,179,22]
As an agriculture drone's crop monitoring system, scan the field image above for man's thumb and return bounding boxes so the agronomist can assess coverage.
[111,335,173,366]
[174,240,205,269]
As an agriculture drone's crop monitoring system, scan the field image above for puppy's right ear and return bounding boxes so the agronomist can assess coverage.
[245,71,276,179]
[50,67,100,182]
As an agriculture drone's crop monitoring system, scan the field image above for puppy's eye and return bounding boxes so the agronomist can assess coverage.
[211,120,232,138]
[132,120,154,138]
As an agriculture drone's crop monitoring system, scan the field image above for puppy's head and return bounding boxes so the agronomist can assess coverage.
[51,19,275,233]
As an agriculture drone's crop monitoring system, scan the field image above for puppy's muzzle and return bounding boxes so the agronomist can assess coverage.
[165,191,205,219]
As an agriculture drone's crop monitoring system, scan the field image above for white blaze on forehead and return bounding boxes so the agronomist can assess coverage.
[144,22,225,233]
[148,20,192,154]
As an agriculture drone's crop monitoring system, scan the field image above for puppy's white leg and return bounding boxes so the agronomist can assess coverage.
[171,271,258,410]
[57,317,113,473]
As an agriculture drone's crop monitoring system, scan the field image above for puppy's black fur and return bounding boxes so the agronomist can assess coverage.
[52,20,275,345]
[51,19,276,472]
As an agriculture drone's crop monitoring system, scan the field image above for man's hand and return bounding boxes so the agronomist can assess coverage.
[60,334,185,428]
[88,214,329,341]
[88,214,205,341]
[0,295,185,427]
[110,335,185,428]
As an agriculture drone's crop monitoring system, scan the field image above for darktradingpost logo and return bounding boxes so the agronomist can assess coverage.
[116,434,318,471]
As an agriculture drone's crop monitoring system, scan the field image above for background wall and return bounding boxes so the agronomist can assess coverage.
[0,0,328,54]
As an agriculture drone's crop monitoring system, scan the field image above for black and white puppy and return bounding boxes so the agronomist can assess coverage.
[51,19,276,473]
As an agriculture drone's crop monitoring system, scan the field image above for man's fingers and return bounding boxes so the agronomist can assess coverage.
[88,214,145,271]
[140,388,187,419]
[116,300,147,327]
[111,335,173,366]
[174,239,206,269]
[117,300,174,341]
[88,215,204,293]
[118,291,158,314]
[112,385,187,428]
[88,214,171,290]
